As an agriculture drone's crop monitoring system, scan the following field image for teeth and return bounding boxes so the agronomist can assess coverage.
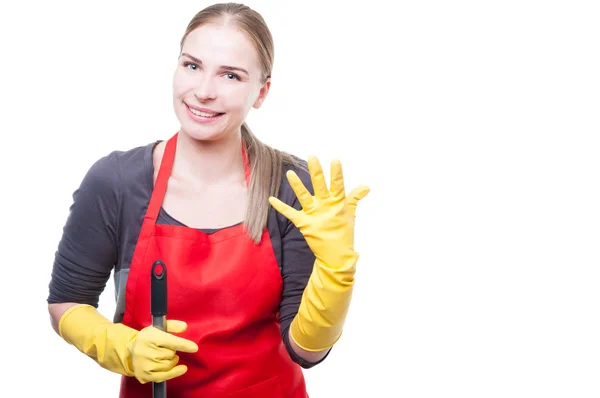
[189,107,219,117]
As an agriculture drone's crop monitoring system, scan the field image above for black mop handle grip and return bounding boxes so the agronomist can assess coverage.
[151,260,167,398]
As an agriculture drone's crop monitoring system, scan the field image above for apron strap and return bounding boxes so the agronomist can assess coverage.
[145,133,178,223]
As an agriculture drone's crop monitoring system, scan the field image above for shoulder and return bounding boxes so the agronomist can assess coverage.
[81,141,157,192]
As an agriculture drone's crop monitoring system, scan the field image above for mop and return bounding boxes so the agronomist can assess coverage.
[151,260,168,398]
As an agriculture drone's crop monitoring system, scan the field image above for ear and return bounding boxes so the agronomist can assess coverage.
[253,77,271,109]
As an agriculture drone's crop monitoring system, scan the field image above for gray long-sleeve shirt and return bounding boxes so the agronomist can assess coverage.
[47,140,329,368]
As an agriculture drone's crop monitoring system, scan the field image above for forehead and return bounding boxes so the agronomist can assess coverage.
[182,23,260,71]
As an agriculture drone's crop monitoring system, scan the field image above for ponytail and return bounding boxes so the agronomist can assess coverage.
[241,122,299,243]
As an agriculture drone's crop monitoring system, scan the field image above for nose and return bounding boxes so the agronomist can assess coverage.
[194,74,217,102]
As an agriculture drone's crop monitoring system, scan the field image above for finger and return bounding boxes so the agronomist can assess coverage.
[307,156,329,199]
[158,333,199,353]
[286,170,314,209]
[151,352,180,370]
[154,364,189,382]
[166,320,188,334]
[329,159,345,199]
[153,346,178,360]
[269,196,300,224]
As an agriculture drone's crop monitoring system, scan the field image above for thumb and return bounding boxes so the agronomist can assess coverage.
[269,196,300,225]
[166,320,188,334]
[346,185,370,216]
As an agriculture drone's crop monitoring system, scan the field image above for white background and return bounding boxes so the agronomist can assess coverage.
[1,0,599,397]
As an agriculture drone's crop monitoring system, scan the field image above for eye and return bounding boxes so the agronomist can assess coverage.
[183,61,199,71]
[224,73,241,81]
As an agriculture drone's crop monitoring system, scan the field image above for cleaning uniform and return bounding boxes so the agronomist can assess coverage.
[48,133,328,396]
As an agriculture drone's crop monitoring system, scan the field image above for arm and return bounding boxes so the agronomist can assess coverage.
[270,157,369,353]
[47,153,120,331]
[289,329,329,362]
[49,302,79,334]
[47,153,197,383]
[47,152,120,329]
[276,170,331,366]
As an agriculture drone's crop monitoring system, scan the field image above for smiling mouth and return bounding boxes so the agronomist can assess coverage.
[186,105,224,118]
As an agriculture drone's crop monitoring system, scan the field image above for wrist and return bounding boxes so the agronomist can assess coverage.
[315,248,359,271]
[290,316,344,352]
[59,304,138,377]
[290,255,357,351]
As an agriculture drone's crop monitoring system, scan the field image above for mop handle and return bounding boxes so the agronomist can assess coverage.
[151,260,168,398]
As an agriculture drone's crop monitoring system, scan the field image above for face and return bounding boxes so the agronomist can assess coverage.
[173,23,270,142]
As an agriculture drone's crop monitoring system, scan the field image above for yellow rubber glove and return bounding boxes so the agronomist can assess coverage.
[59,304,198,384]
[269,156,369,351]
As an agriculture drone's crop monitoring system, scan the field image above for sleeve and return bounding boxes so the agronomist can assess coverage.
[277,162,332,369]
[47,153,122,307]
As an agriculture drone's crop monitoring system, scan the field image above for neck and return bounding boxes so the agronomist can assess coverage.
[172,129,246,185]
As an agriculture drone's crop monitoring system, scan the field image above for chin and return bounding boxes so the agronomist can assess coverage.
[179,117,244,143]
[179,125,226,142]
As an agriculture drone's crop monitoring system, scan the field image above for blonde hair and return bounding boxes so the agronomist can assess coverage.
[181,3,301,243]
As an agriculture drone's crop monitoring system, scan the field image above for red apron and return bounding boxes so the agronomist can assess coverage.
[120,133,308,397]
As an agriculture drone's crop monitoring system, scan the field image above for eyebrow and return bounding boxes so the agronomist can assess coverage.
[181,52,249,76]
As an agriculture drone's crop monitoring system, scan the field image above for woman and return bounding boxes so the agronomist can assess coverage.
[47,3,369,397]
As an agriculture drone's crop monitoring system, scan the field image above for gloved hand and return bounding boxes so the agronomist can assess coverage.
[269,156,369,351]
[59,304,198,384]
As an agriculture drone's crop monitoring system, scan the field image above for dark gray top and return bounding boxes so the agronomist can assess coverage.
[47,140,330,368]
